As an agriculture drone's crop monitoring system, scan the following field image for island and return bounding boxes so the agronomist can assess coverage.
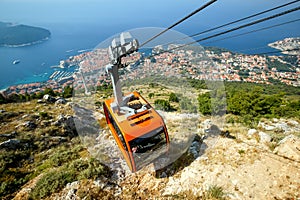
[0,22,51,47]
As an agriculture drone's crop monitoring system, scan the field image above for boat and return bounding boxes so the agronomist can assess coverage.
[13,60,20,64]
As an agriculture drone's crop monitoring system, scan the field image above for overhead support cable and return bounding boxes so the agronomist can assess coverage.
[202,18,300,46]
[139,0,218,48]
[190,0,300,38]
[169,6,300,52]
[162,0,300,46]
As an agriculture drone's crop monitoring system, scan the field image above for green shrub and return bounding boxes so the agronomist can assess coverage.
[30,158,109,199]
[169,93,179,102]
[154,99,173,111]
[180,96,197,113]
[62,85,73,98]
[39,111,49,119]
[148,93,155,99]
[198,93,211,115]
[30,169,75,199]
[204,185,226,200]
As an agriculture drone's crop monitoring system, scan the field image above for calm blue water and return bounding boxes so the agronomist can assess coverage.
[0,0,299,89]
[0,23,112,89]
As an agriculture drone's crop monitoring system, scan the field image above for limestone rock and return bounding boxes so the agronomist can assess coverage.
[52,114,77,136]
[274,135,300,162]
[203,119,212,132]
[42,94,56,103]
[37,99,44,103]
[258,132,271,143]
[247,129,257,137]
[287,119,299,126]
[55,98,66,104]
[274,121,289,132]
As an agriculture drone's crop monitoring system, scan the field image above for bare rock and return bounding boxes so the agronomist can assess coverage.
[0,139,21,150]
[258,132,271,143]
[274,121,290,132]
[52,114,77,136]
[265,125,276,131]
[0,131,17,139]
[287,120,299,126]
[203,119,212,133]
[274,135,300,162]
[37,99,43,103]
[23,121,37,129]
[247,129,257,137]
[43,94,56,103]
[258,122,275,131]
[55,98,67,104]
[50,136,68,144]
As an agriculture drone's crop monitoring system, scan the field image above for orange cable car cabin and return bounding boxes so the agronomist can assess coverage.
[103,91,169,172]
[102,32,169,172]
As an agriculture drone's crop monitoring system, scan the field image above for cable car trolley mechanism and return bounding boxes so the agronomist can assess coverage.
[103,32,169,172]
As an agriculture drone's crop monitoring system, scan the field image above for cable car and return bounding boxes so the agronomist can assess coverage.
[102,32,169,172]
[103,91,169,172]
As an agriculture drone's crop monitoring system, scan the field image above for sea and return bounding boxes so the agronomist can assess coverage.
[0,0,299,90]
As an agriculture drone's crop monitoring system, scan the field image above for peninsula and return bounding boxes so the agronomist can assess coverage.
[0,22,51,47]
[268,37,300,55]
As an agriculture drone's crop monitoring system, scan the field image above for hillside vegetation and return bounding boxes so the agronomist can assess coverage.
[0,80,299,199]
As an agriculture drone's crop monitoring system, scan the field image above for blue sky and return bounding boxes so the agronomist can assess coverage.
[1,0,299,28]
[0,0,299,48]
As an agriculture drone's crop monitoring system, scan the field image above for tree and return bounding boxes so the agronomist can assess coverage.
[148,93,154,99]
[169,93,179,102]
[44,88,56,96]
[198,93,211,115]
[154,99,172,111]
[0,93,6,104]
[63,86,73,98]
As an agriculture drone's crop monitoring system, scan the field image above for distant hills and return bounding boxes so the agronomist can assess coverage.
[0,22,51,47]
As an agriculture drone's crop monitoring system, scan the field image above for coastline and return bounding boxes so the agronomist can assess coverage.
[1,37,299,95]
[0,51,87,93]
[268,37,300,55]
[0,37,50,48]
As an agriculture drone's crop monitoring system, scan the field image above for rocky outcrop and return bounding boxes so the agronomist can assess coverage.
[52,114,77,136]
[55,98,67,104]
[0,139,21,150]
[41,95,67,104]
[42,94,56,103]
[23,121,37,129]
[258,131,271,143]
[0,131,17,139]
[247,129,271,144]
[247,129,257,137]
[274,135,300,162]
[258,118,300,134]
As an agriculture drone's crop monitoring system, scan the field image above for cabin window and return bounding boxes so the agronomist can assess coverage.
[129,127,166,154]
[128,127,167,169]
